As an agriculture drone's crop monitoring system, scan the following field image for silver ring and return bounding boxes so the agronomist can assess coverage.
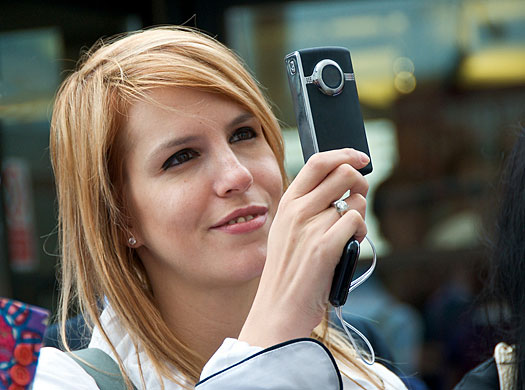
[332,199,349,216]
[310,59,345,96]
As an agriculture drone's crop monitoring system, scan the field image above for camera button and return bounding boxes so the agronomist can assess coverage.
[288,59,297,76]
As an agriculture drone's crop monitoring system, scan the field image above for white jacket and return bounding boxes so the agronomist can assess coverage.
[34,307,407,389]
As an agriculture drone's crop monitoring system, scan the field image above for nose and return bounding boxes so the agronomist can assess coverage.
[212,150,254,197]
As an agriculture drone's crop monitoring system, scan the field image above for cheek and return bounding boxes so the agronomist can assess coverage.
[129,180,204,242]
[258,155,284,205]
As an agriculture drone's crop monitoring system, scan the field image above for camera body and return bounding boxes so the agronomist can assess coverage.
[284,46,372,175]
[285,47,371,307]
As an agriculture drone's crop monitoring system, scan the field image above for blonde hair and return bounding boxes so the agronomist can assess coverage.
[50,26,382,388]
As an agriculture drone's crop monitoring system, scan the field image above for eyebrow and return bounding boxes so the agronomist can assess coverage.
[229,112,255,127]
[148,112,256,162]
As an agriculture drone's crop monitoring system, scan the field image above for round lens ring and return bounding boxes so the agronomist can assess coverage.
[311,59,345,96]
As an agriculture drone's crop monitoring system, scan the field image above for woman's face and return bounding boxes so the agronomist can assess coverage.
[122,87,283,290]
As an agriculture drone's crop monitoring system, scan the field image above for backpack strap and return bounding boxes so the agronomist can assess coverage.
[68,348,137,390]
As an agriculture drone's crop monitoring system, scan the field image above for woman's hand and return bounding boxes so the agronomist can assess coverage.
[239,148,370,348]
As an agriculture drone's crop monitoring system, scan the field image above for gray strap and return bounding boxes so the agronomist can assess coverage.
[68,348,137,390]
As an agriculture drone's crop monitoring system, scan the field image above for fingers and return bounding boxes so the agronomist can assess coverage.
[301,163,369,216]
[286,148,370,200]
[276,147,369,247]
[349,193,368,220]
[336,192,367,221]
[241,150,370,347]
[326,208,368,251]
[312,195,367,250]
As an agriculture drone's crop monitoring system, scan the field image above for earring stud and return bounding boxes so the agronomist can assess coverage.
[128,237,137,246]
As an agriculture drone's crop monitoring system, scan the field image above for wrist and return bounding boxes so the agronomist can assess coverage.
[238,302,315,348]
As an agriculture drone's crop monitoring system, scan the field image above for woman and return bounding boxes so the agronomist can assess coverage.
[34,26,406,389]
[453,129,524,390]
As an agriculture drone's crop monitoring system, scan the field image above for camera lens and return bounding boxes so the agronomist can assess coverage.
[322,65,342,89]
[311,59,345,96]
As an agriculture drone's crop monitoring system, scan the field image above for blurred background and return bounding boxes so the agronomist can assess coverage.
[0,0,524,388]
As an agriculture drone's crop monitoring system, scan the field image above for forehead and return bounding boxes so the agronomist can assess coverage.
[127,87,249,126]
[129,87,215,120]
[117,87,253,152]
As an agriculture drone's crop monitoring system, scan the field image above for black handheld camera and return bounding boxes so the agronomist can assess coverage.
[284,47,372,307]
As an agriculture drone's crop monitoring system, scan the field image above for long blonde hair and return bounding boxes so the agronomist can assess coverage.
[50,26,381,388]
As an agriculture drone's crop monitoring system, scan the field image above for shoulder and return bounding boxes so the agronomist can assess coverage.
[199,337,407,390]
[198,338,342,389]
[33,347,99,389]
[453,358,498,390]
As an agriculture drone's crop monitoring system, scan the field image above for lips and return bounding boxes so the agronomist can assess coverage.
[211,205,268,229]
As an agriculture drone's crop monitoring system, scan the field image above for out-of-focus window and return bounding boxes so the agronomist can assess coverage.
[0,28,63,302]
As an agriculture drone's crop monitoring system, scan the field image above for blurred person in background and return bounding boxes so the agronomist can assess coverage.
[454,128,525,390]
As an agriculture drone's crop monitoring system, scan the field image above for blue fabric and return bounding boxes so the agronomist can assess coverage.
[43,315,91,351]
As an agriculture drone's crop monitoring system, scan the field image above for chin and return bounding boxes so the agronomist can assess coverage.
[223,250,266,285]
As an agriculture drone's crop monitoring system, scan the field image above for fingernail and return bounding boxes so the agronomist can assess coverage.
[359,152,370,164]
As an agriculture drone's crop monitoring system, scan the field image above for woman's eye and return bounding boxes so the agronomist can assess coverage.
[230,127,257,143]
[162,149,200,170]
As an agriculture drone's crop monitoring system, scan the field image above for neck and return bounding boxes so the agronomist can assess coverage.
[150,273,259,365]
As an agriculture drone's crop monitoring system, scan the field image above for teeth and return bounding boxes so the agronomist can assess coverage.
[227,215,255,225]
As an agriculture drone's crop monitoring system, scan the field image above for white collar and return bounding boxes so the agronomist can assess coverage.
[88,306,191,389]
